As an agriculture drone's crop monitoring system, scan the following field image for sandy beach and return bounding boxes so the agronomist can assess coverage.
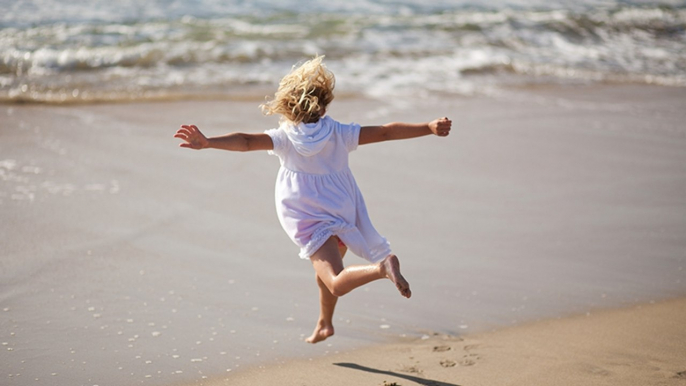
[215,297,686,386]
[1,84,686,385]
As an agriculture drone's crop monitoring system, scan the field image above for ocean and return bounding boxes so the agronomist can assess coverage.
[1,0,685,104]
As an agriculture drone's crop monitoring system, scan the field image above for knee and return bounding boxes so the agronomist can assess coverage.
[317,274,348,297]
[330,282,350,298]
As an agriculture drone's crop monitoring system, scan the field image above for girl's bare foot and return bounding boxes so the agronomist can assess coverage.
[305,321,334,344]
[381,254,411,298]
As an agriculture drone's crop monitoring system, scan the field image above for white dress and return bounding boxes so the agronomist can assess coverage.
[265,116,391,262]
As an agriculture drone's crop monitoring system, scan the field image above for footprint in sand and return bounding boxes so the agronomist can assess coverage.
[580,363,611,376]
[675,371,686,379]
[459,353,480,367]
[399,365,422,374]
[432,345,451,352]
[440,359,457,368]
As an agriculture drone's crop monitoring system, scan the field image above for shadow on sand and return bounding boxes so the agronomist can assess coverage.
[333,362,461,386]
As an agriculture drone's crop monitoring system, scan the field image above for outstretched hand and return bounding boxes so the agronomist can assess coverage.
[174,124,209,150]
[429,117,452,137]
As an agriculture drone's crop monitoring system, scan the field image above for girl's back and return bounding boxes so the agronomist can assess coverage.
[266,116,361,175]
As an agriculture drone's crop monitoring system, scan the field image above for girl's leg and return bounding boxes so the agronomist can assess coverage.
[306,274,338,343]
[310,236,411,299]
[307,236,411,342]
[306,239,347,344]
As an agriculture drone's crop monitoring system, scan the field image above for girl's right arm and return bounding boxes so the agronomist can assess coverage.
[174,124,274,152]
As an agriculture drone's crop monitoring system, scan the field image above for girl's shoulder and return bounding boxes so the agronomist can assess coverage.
[264,125,290,156]
[324,117,361,152]
[322,116,360,132]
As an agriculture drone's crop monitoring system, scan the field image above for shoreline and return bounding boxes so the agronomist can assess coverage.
[2,80,685,107]
[218,296,686,386]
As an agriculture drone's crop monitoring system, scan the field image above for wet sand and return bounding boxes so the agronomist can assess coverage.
[1,84,685,385]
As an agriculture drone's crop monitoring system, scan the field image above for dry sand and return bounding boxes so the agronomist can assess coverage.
[218,297,686,386]
[1,84,685,385]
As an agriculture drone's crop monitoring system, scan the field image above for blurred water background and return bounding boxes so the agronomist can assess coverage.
[1,0,685,103]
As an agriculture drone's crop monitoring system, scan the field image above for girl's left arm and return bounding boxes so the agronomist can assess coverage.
[174,124,274,152]
[359,117,452,145]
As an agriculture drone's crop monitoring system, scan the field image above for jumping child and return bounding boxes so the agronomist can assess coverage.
[173,56,452,343]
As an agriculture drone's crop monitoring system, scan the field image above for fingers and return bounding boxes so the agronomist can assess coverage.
[180,124,199,132]
[175,124,197,136]
[435,117,452,137]
[174,127,193,147]
[174,124,208,150]
[174,124,202,142]
[173,132,189,140]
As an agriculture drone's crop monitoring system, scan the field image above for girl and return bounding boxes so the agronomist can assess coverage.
[173,56,452,344]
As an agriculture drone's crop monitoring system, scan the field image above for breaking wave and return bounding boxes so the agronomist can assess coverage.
[1,0,685,103]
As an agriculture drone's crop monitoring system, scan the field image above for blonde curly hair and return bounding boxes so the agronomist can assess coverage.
[260,55,335,125]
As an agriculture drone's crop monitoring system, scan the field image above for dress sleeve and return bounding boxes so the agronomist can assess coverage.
[340,121,361,153]
[264,127,286,157]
